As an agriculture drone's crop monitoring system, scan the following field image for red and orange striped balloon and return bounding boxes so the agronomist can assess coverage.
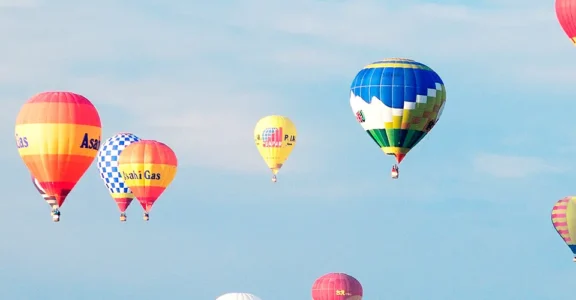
[15,91,102,207]
[118,140,177,215]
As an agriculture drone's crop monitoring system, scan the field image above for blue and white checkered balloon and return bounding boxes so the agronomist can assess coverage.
[97,133,141,208]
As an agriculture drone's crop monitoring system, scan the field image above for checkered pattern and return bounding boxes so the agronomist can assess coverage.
[97,133,141,194]
[349,58,446,159]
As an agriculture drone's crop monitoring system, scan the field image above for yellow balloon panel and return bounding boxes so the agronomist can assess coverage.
[253,115,297,174]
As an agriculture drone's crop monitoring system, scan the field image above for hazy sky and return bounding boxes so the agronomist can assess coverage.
[1,0,576,299]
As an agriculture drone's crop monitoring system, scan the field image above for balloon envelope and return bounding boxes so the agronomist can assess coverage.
[556,0,576,45]
[253,115,297,175]
[350,58,445,164]
[97,132,141,212]
[118,140,178,212]
[15,91,102,207]
[552,196,576,258]
[312,272,363,300]
[216,293,261,300]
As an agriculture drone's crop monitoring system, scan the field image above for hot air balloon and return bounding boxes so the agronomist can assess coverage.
[97,132,141,222]
[31,176,58,217]
[556,0,576,45]
[118,140,177,221]
[312,272,363,300]
[552,196,576,261]
[350,58,446,179]
[216,293,261,300]
[15,91,102,222]
[254,115,297,183]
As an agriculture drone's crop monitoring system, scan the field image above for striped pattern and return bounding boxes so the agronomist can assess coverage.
[15,91,101,207]
[552,197,576,244]
[118,140,178,213]
[312,273,363,300]
[31,176,57,208]
[363,58,434,71]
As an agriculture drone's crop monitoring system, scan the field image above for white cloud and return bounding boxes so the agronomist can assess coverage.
[3,0,575,172]
[499,133,532,147]
[221,0,576,83]
[128,93,281,172]
[0,0,571,81]
[472,153,564,178]
[0,0,39,8]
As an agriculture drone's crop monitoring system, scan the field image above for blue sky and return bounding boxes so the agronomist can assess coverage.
[1,0,576,299]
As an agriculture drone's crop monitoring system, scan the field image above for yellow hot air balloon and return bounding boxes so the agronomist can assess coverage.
[254,115,297,182]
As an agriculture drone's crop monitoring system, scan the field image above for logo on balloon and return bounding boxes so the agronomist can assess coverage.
[262,127,283,147]
[122,170,161,180]
[79,133,101,150]
[335,290,350,296]
[15,133,29,148]
[355,110,365,123]
[261,127,296,147]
